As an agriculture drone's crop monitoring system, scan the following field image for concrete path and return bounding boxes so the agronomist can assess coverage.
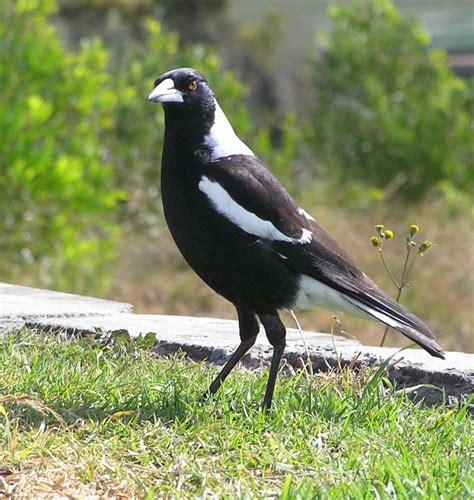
[1,282,472,408]
[0,282,132,319]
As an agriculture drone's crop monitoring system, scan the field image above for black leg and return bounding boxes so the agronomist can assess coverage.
[205,305,259,397]
[258,312,286,411]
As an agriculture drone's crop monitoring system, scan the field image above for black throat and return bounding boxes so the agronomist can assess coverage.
[162,100,216,158]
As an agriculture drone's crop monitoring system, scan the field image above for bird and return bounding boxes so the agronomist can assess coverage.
[148,67,445,411]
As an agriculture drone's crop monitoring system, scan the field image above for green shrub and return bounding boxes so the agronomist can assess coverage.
[308,0,473,201]
[0,0,127,291]
[0,1,284,289]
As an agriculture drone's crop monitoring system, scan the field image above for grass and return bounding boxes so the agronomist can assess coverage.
[1,330,473,498]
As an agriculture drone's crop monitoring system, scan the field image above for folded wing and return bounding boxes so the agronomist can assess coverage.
[201,155,445,358]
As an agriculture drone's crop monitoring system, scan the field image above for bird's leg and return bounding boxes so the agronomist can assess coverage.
[205,305,259,397]
[258,312,286,411]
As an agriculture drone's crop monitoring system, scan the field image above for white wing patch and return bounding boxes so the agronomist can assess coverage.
[199,176,312,244]
[298,207,315,222]
[300,228,312,244]
[203,100,254,161]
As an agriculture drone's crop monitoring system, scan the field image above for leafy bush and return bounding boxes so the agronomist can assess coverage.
[108,18,299,232]
[307,0,473,201]
[103,20,252,232]
[0,0,126,291]
[0,0,291,289]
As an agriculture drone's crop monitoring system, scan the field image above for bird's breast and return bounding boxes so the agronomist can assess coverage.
[159,158,299,311]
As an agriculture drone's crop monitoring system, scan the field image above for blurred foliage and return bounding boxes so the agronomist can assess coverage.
[107,19,255,233]
[57,0,230,48]
[0,0,294,290]
[0,0,471,327]
[57,0,290,127]
[237,11,287,115]
[0,0,125,291]
[308,0,473,202]
[158,0,230,44]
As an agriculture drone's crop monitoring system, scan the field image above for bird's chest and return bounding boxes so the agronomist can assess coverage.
[161,161,232,261]
[159,156,299,311]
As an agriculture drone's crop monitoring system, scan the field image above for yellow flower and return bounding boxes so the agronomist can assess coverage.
[418,241,433,255]
[384,229,394,240]
[371,236,381,247]
[374,224,384,233]
[409,224,419,237]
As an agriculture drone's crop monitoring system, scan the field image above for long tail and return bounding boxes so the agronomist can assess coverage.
[343,291,445,359]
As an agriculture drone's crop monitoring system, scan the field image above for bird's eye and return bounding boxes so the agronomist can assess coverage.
[188,79,198,92]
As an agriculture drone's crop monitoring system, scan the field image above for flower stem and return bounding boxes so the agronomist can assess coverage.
[378,248,400,289]
[379,244,418,347]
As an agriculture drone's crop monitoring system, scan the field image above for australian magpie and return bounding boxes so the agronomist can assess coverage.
[148,67,445,410]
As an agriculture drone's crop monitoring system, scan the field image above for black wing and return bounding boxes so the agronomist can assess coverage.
[204,155,362,266]
[203,155,444,358]
[204,154,367,279]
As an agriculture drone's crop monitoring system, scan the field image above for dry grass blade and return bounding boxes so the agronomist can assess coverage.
[0,465,138,499]
[0,395,66,426]
[288,309,313,376]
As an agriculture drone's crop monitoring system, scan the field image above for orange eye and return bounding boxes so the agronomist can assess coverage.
[188,79,198,92]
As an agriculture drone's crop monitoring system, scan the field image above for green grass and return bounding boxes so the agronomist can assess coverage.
[0,330,472,498]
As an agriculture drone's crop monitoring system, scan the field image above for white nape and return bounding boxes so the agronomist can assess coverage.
[199,176,312,244]
[295,275,371,318]
[298,207,315,222]
[203,100,254,161]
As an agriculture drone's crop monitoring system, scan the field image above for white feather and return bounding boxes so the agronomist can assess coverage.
[300,228,313,244]
[295,275,411,334]
[199,176,312,244]
[295,275,370,318]
[342,295,400,327]
[203,100,254,160]
[298,207,315,222]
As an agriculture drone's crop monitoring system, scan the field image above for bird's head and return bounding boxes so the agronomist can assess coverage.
[148,67,217,146]
[148,67,253,160]
[148,67,214,111]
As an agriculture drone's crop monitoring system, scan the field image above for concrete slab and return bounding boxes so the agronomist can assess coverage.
[1,282,472,409]
[33,312,359,346]
[33,313,359,368]
[0,283,133,321]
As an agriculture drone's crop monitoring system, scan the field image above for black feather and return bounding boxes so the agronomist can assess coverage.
[204,155,445,359]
